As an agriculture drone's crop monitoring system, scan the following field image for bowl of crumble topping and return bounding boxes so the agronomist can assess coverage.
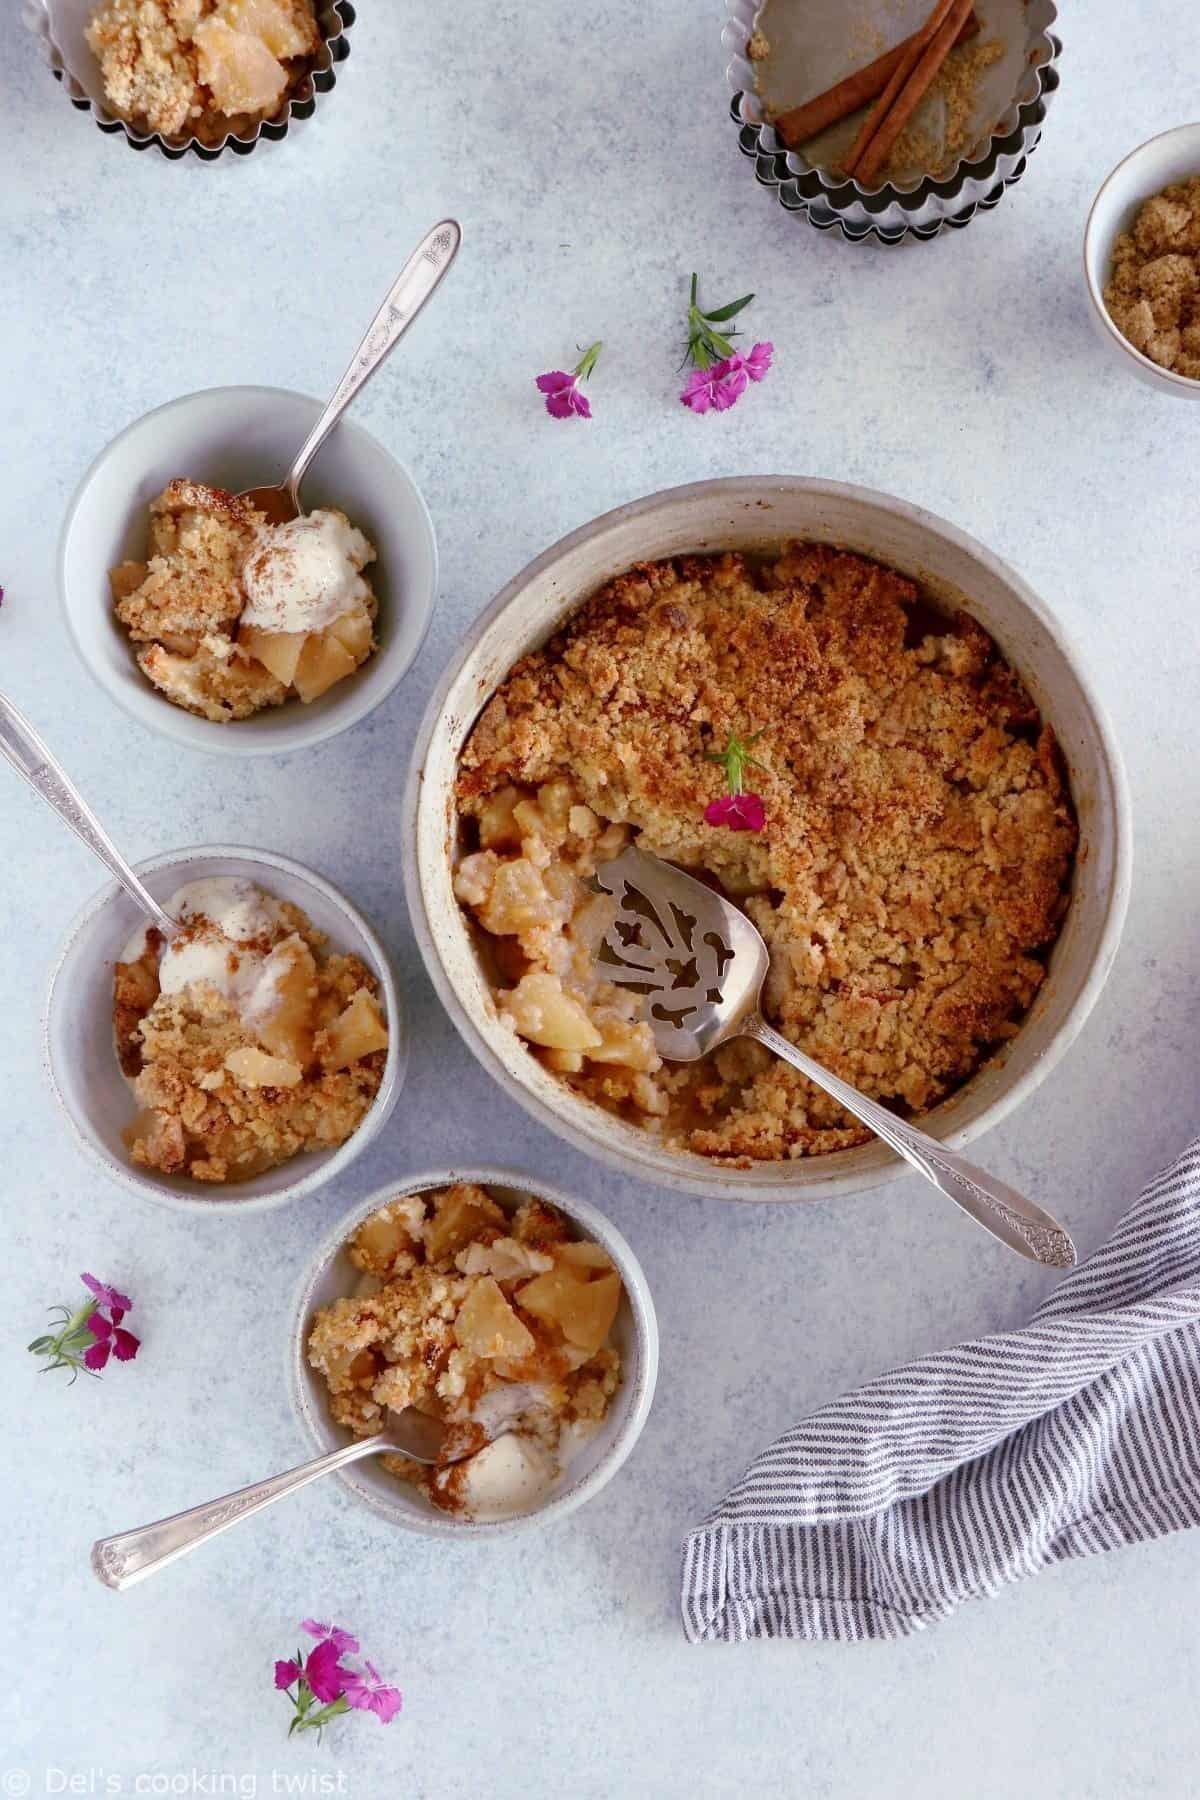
[59,386,437,756]
[1084,124,1200,396]
[45,844,405,1211]
[405,478,1131,1203]
[25,0,354,160]
[291,1170,658,1535]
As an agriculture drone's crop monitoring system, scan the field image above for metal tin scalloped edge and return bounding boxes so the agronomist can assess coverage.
[22,0,353,161]
[724,0,1060,243]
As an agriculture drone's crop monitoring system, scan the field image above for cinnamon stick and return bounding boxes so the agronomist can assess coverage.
[842,0,957,178]
[773,10,979,151]
[855,0,975,185]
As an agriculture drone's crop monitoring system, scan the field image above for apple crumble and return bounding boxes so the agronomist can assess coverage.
[114,876,388,1182]
[87,0,322,143]
[1104,175,1200,380]
[110,480,378,723]
[454,546,1077,1163]
[307,1184,623,1520]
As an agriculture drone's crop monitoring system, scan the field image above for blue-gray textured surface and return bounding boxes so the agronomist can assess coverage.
[2,4,1198,1795]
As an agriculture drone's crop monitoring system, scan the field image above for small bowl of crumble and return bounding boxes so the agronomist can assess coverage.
[45,844,404,1211]
[291,1170,658,1534]
[406,477,1132,1205]
[59,386,437,756]
[1084,124,1200,397]
[26,0,354,160]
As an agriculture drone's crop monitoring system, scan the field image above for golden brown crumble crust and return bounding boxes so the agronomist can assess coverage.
[455,546,1077,1162]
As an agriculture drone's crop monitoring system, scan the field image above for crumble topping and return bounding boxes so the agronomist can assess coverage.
[110,479,378,723]
[1104,176,1200,379]
[454,546,1077,1163]
[113,877,388,1183]
[86,0,321,143]
[307,1185,623,1519]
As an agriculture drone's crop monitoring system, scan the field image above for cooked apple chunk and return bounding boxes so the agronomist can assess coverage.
[517,1267,621,1354]
[193,16,289,114]
[555,1240,614,1274]
[109,561,148,601]
[219,0,319,59]
[351,1203,422,1274]
[327,603,375,662]
[478,785,523,851]
[454,1277,536,1361]
[293,631,358,703]
[224,1045,303,1088]
[255,934,318,1068]
[240,625,307,687]
[425,1183,505,1262]
[319,989,389,1072]
[502,971,603,1053]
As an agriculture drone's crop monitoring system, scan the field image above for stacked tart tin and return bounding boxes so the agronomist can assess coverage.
[23,0,354,160]
[724,0,1060,244]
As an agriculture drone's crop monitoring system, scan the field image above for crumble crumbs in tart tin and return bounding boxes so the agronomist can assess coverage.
[23,0,353,161]
[724,0,1060,244]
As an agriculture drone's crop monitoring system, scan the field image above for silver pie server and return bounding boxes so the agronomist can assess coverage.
[238,218,462,524]
[92,1408,463,1591]
[0,692,178,937]
[592,847,1076,1268]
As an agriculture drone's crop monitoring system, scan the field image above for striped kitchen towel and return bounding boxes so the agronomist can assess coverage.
[682,1138,1200,1642]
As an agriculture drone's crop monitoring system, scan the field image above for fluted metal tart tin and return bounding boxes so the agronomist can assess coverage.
[23,0,353,160]
[724,0,1060,243]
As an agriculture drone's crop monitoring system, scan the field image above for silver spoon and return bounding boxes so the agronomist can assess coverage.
[92,1410,461,1591]
[238,219,462,524]
[94,1381,553,1588]
[0,693,178,937]
[593,847,1076,1268]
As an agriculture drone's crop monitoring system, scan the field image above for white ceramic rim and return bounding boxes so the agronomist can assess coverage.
[1083,123,1200,395]
[43,843,406,1215]
[287,1166,660,1538]
[403,475,1134,1203]
[56,384,439,758]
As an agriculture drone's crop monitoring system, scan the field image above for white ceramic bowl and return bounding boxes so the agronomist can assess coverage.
[289,1168,659,1537]
[45,845,405,1214]
[59,386,438,755]
[1084,123,1200,397]
[405,477,1133,1203]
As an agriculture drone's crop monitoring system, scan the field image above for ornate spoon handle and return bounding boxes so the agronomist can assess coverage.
[743,1015,1076,1268]
[0,693,177,936]
[91,1435,389,1591]
[285,219,462,503]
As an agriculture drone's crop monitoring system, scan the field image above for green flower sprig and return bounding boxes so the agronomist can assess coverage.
[28,1273,140,1381]
[681,273,756,371]
[704,727,769,793]
[27,1298,101,1382]
[703,728,770,832]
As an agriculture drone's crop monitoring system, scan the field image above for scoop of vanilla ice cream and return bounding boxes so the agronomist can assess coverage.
[240,509,374,634]
[121,877,287,1020]
[458,1434,558,1521]
[172,876,283,942]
